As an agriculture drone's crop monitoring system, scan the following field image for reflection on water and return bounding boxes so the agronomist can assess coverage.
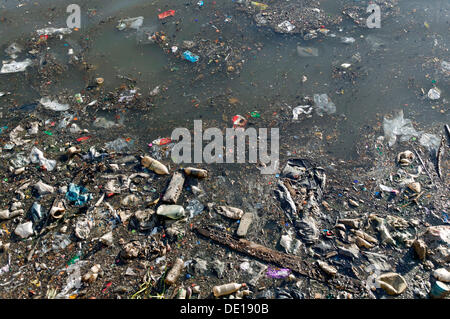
[0,0,448,160]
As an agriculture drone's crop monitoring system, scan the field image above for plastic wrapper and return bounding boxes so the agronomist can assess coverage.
[383,110,419,147]
[29,147,57,171]
[40,97,70,111]
[1,59,32,73]
[65,183,93,206]
[313,94,336,116]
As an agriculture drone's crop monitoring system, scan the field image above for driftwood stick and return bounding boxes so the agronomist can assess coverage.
[445,125,450,146]
[195,226,366,294]
[412,147,434,186]
[437,135,445,180]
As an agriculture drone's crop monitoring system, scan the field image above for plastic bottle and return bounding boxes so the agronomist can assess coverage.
[212,283,246,297]
[176,288,187,299]
[157,205,186,220]
[165,258,184,285]
[183,167,208,178]
[141,156,169,175]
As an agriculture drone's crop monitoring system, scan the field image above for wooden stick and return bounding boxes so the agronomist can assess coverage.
[412,147,434,186]
[437,135,444,180]
[445,124,450,146]
[195,226,366,294]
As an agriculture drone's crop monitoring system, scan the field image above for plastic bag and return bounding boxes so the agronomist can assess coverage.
[186,199,204,219]
[40,97,70,111]
[105,138,132,152]
[297,46,319,57]
[292,105,313,120]
[441,61,450,75]
[10,153,31,168]
[313,94,336,116]
[116,16,144,30]
[136,26,158,45]
[93,117,117,129]
[341,37,355,44]
[66,183,92,206]
[383,110,419,147]
[419,133,440,154]
[36,27,72,36]
[278,21,295,32]
[29,147,57,171]
[1,59,32,73]
[427,88,441,100]
[30,202,44,223]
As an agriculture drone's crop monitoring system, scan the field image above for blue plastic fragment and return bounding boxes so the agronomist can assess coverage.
[183,50,199,63]
[443,212,449,224]
[66,183,93,206]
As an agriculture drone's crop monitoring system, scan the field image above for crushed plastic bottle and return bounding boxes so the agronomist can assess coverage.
[213,283,246,297]
[183,50,199,63]
[156,205,186,219]
[165,258,184,285]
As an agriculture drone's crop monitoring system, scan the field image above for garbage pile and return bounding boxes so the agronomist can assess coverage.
[153,33,248,76]
[235,0,343,39]
[0,0,448,301]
